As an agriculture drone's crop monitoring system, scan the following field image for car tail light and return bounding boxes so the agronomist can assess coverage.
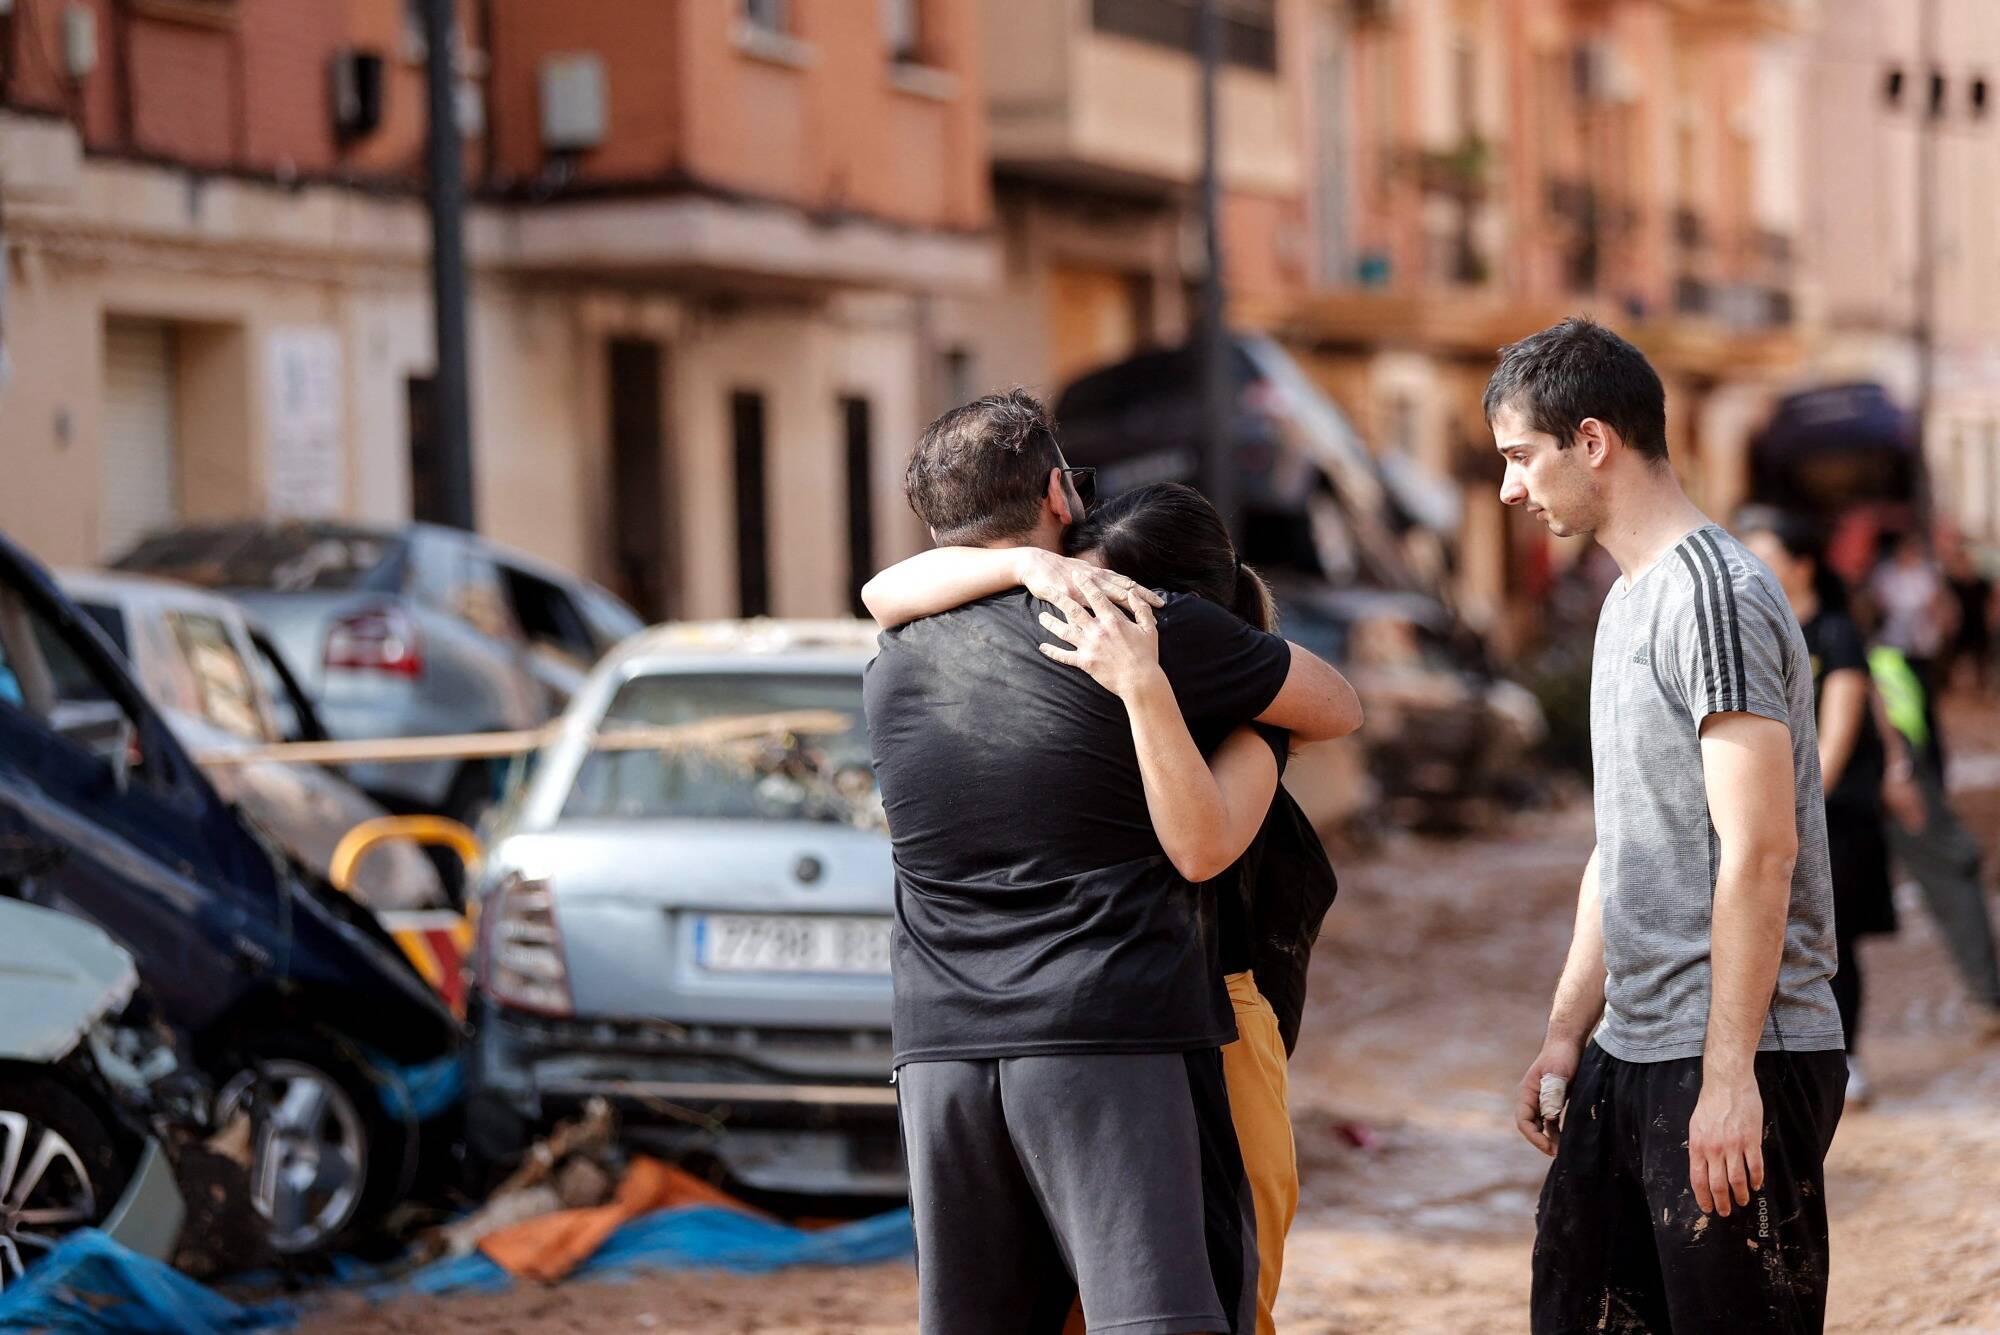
[479,873,573,1016]
[324,606,424,679]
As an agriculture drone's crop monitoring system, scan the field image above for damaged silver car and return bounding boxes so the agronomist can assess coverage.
[466,621,900,1200]
[0,896,187,1291]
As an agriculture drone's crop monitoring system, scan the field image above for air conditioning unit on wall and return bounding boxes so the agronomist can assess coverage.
[540,53,607,154]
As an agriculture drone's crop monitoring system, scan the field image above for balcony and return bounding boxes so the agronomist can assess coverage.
[981,0,1301,195]
[1666,0,1816,36]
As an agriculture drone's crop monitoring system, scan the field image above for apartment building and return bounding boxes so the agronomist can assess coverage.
[1244,0,1814,645]
[943,0,1312,393]
[1800,0,2000,544]
[0,0,994,619]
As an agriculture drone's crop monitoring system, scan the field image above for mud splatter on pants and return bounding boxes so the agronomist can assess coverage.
[1531,1042,1847,1334]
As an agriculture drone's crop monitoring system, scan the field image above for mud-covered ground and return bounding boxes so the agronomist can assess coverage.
[300,700,2000,1334]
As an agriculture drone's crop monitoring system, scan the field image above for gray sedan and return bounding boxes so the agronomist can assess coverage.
[113,522,643,823]
[466,620,899,1199]
[57,570,445,911]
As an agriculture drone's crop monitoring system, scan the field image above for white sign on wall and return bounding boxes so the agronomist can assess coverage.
[266,327,344,517]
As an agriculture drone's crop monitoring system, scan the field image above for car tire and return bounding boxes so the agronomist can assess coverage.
[214,1035,402,1257]
[0,1067,135,1292]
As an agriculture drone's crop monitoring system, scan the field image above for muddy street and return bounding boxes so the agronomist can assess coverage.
[300,706,2000,1335]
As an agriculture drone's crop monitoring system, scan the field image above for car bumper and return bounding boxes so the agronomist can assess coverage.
[470,1004,903,1197]
[100,1138,185,1263]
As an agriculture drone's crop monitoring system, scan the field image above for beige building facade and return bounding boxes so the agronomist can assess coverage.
[1799,0,2000,543]
[1244,0,1814,649]
[1,0,994,622]
[949,0,1313,397]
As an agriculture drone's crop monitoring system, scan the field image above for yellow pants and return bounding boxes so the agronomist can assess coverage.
[1061,972,1297,1335]
[1221,970,1298,1335]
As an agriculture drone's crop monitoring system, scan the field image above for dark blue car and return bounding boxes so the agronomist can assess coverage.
[0,531,460,1256]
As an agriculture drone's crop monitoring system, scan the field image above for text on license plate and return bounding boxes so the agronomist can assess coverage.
[694,914,891,975]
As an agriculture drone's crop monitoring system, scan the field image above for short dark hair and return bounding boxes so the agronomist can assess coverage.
[904,390,1064,545]
[1483,316,1669,464]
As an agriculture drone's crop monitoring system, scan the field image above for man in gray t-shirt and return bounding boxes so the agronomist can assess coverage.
[1490,318,1847,1335]
[1588,522,1843,1062]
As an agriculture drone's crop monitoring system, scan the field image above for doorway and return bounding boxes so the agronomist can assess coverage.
[607,339,674,621]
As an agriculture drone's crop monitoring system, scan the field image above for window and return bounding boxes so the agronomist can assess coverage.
[731,391,771,619]
[118,525,401,593]
[843,396,875,618]
[575,586,646,656]
[0,585,147,773]
[498,564,596,667]
[77,603,131,658]
[564,672,873,825]
[941,347,974,408]
[743,0,789,34]
[407,374,447,526]
[168,613,269,743]
[1089,0,1278,75]
[246,630,322,745]
[883,0,923,63]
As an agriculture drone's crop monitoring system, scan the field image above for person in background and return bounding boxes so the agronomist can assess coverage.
[1739,510,1908,1104]
[865,482,1345,1335]
[1868,532,1951,764]
[1865,638,2000,1037]
[1943,538,1994,694]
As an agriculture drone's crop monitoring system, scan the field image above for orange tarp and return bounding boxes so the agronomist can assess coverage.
[478,1156,767,1285]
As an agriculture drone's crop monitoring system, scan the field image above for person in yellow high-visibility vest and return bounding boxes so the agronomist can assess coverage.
[1868,644,2000,1031]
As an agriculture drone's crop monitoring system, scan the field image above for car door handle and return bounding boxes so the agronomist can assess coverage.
[0,835,67,882]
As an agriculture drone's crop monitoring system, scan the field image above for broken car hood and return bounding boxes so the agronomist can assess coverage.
[0,898,140,1062]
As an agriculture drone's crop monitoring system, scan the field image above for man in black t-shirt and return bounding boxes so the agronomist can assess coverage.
[866,392,1362,1335]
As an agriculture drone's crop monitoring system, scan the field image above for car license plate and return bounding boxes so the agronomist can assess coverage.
[694,914,891,975]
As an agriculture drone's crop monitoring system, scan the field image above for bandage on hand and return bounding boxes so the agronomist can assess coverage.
[1539,1073,1569,1141]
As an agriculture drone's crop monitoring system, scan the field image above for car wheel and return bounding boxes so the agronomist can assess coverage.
[215,1040,390,1256]
[0,1070,133,1293]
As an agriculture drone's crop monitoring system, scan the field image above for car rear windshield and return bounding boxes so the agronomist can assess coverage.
[116,528,402,593]
[562,671,877,826]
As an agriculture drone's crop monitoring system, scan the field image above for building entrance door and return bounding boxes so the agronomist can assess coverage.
[607,338,673,621]
[101,319,179,559]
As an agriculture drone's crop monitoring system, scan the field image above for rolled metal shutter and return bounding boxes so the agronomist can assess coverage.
[101,318,178,560]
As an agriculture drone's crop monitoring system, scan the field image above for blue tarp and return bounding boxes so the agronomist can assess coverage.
[0,1229,295,1333]
[366,1050,465,1125]
[0,1208,915,1333]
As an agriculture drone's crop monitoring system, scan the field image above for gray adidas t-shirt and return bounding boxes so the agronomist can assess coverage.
[1588,523,1843,1063]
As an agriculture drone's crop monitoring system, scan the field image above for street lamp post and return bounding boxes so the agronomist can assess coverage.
[423,0,476,533]
[1197,0,1237,541]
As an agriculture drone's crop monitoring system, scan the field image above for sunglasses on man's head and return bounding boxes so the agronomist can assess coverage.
[1059,466,1097,510]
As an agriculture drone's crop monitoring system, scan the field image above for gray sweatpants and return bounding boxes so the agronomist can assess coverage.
[1889,762,2000,1010]
[896,1049,1254,1335]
